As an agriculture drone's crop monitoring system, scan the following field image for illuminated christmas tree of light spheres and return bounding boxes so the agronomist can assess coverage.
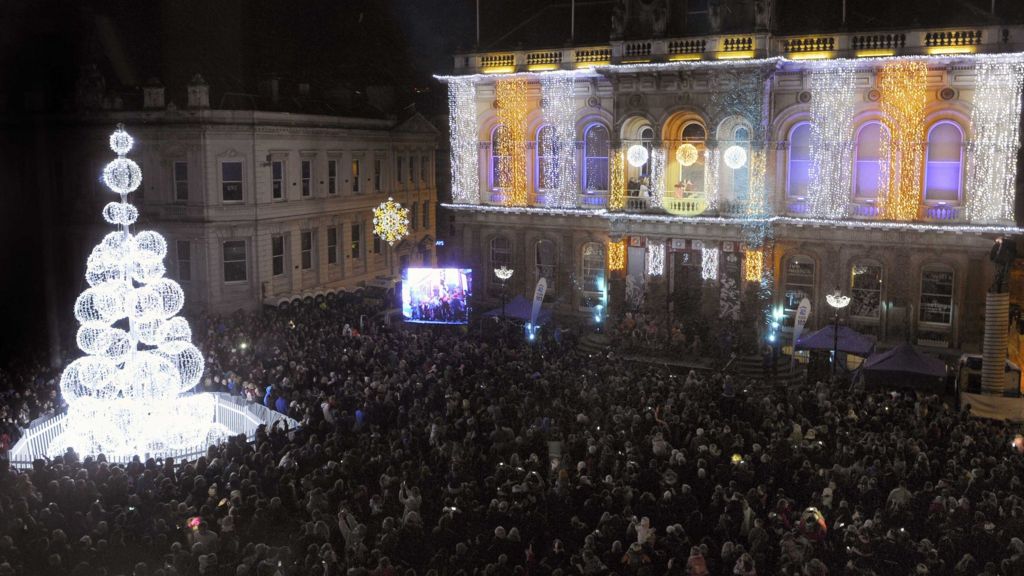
[372,197,411,245]
[55,125,229,459]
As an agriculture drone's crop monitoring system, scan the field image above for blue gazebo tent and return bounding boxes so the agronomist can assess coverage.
[862,343,947,390]
[795,324,877,357]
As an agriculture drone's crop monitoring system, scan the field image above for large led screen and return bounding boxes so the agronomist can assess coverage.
[401,268,472,324]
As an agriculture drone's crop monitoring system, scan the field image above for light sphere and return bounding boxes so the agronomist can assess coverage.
[102,202,139,225]
[109,127,134,155]
[676,143,699,167]
[626,144,649,168]
[723,145,748,170]
[103,158,143,194]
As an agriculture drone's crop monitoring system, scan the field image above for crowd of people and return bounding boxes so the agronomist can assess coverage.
[0,295,1022,576]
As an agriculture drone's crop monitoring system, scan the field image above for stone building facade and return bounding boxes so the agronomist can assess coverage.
[442,24,1024,353]
[56,79,439,313]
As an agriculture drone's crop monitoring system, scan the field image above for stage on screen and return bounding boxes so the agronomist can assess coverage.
[401,268,472,324]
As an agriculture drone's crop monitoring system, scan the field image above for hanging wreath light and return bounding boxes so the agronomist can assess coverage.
[626,144,649,168]
[676,143,699,167]
[723,145,748,170]
[373,197,411,246]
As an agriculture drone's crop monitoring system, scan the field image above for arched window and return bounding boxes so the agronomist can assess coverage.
[639,126,655,180]
[729,126,750,201]
[581,242,606,294]
[535,239,557,293]
[783,255,815,311]
[853,122,888,199]
[536,125,557,191]
[583,125,609,194]
[787,122,811,198]
[850,261,883,319]
[920,265,954,326]
[490,125,508,190]
[924,121,964,203]
[678,122,706,194]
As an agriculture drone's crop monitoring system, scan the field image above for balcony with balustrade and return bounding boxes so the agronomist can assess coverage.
[453,25,1024,74]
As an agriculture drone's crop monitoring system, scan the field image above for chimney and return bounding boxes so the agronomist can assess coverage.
[259,76,280,104]
[187,73,209,109]
[143,78,165,109]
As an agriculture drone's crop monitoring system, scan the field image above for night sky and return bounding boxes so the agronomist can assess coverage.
[0,0,1020,364]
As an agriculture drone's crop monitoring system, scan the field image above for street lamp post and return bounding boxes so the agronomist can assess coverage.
[494,266,514,321]
[826,288,851,377]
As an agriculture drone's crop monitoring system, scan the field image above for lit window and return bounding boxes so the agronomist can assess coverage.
[271,161,284,200]
[327,227,338,264]
[221,161,243,202]
[350,224,362,259]
[222,240,247,282]
[639,126,655,180]
[582,242,606,294]
[854,122,888,199]
[783,256,815,311]
[678,122,706,195]
[271,236,285,276]
[850,262,882,318]
[173,161,189,202]
[787,122,811,198]
[924,121,964,203]
[490,237,512,293]
[583,125,609,193]
[491,126,508,189]
[537,125,558,190]
[920,267,954,325]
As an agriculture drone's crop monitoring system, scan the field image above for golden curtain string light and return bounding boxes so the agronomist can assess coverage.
[745,149,768,217]
[744,246,764,282]
[878,61,927,221]
[496,78,528,207]
[608,239,626,271]
[609,148,626,210]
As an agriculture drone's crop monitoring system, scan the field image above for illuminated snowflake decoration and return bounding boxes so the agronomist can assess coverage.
[676,143,699,167]
[54,125,229,459]
[373,197,411,246]
[626,144,649,168]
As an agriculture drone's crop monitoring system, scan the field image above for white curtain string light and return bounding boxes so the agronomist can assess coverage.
[965,59,1024,223]
[701,246,720,280]
[646,240,665,276]
[540,73,579,208]
[448,77,480,204]
[806,59,857,219]
[649,147,666,208]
